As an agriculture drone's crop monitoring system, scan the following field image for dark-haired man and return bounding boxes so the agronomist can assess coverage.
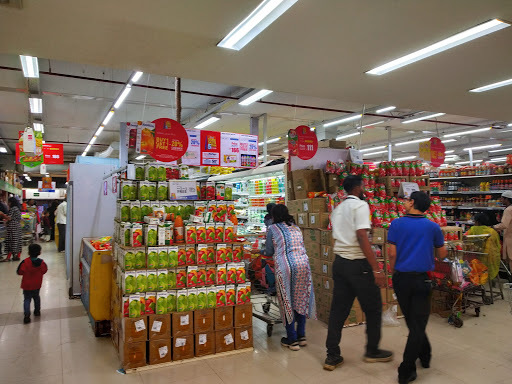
[387,191,446,384]
[324,175,392,371]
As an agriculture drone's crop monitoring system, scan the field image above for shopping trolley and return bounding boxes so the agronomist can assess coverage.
[21,212,36,245]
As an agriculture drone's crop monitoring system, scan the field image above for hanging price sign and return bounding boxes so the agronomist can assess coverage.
[289,125,318,160]
[150,118,189,162]
[419,137,445,167]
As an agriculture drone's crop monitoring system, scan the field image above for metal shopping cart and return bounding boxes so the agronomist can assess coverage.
[20,212,36,245]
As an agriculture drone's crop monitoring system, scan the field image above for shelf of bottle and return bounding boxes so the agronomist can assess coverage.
[440,206,504,210]
[433,190,508,195]
[431,174,512,181]
[232,192,250,196]
[248,193,285,198]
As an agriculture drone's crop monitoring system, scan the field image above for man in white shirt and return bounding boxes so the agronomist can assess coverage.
[55,200,67,253]
[324,175,392,371]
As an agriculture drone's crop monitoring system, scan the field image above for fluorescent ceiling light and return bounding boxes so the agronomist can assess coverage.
[195,116,220,129]
[0,147,7,153]
[33,123,44,133]
[29,97,42,113]
[376,106,396,113]
[258,155,264,160]
[363,150,388,157]
[258,137,280,146]
[238,89,273,106]
[358,120,385,129]
[135,155,146,160]
[23,173,28,176]
[455,160,483,165]
[336,132,360,140]
[395,155,417,161]
[95,126,104,136]
[445,150,454,154]
[360,145,387,152]
[463,144,501,151]
[19,55,39,78]
[444,158,457,162]
[102,110,115,126]
[489,147,512,153]
[402,112,445,124]
[217,0,298,50]
[131,71,143,83]
[469,78,512,93]
[324,114,362,128]
[283,149,289,153]
[508,123,512,127]
[395,137,431,146]
[488,157,507,162]
[366,19,510,75]
[443,127,491,137]
[84,144,91,153]
[500,129,512,133]
[81,152,87,157]
[114,85,132,109]
[42,140,45,144]
[89,136,97,145]
[442,139,457,143]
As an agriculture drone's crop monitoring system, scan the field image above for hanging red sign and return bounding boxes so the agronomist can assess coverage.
[200,130,221,166]
[419,137,445,167]
[150,118,189,162]
[288,125,318,160]
[15,143,64,165]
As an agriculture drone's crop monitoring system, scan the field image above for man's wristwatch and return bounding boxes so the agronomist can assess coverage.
[373,270,383,274]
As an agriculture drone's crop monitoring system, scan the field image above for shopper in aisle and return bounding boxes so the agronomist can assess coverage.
[55,199,67,253]
[387,191,446,384]
[259,204,315,351]
[494,190,512,270]
[264,203,276,227]
[48,200,58,241]
[467,213,501,280]
[324,175,392,371]
[17,243,48,324]
[0,197,8,256]
[0,197,22,262]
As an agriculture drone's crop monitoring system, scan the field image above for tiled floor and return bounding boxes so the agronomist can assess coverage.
[1,242,511,383]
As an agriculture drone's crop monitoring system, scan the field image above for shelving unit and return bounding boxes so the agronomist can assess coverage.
[432,190,508,195]
[441,206,504,210]
[431,173,512,181]
[0,180,22,196]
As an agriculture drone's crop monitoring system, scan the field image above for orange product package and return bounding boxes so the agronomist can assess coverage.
[232,244,243,263]
[177,245,187,266]
[225,245,233,263]
[208,202,218,222]
[217,264,227,285]
[187,266,198,287]
[206,223,216,243]
[174,215,184,243]
[227,203,235,218]
[217,203,227,222]
[236,263,246,284]
[216,285,226,307]
[185,225,197,244]
[226,285,236,306]
[216,244,227,264]
[226,263,237,284]
[197,266,206,287]
[196,224,206,243]
[236,285,247,305]
[206,245,216,264]
[215,223,225,243]
[139,122,155,154]
[185,245,196,265]
[205,265,216,285]
[194,201,207,217]
[225,223,235,243]
[197,244,208,265]
[176,268,187,289]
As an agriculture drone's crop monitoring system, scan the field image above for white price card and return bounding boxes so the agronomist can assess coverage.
[240,330,249,341]
[199,334,207,345]
[175,338,187,347]
[224,333,234,345]
[322,264,327,274]
[159,346,168,358]
[180,314,190,326]
[134,319,146,332]
[398,182,420,199]
[392,305,398,313]
[151,321,162,333]
[303,201,309,211]
[311,215,316,224]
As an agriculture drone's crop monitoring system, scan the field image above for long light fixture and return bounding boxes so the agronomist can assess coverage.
[33,123,44,133]
[360,145,387,152]
[283,149,289,153]
[29,97,42,113]
[258,137,280,146]
[441,139,457,143]
[324,114,362,128]
[508,123,512,127]
[195,116,220,129]
[500,129,512,133]
[469,78,512,93]
[81,151,87,157]
[445,150,454,154]
[488,157,507,163]
[443,127,491,138]
[84,144,92,153]
[217,0,298,50]
[89,136,97,145]
[358,120,385,129]
[455,160,483,165]
[489,147,512,153]
[114,85,132,109]
[376,106,396,114]
[238,89,273,106]
[102,110,115,126]
[402,112,445,124]
[463,144,502,151]
[395,137,431,146]
[95,126,104,136]
[395,155,417,161]
[19,55,39,78]
[366,19,510,75]
[135,155,146,160]
[363,150,388,157]
[0,147,7,153]
[336,132,360,140]
[131,71,143,83]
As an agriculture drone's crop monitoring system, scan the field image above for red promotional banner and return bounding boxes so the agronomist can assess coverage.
[200,130,221,166]
[150,118,189,162]
[288,125,318,160]
[16,143,64,164]
[429,137,445,167]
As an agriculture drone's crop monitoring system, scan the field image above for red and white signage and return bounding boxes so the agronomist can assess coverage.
[150,118,189,162]
[16,143,64,165]
[200,130,221,166]
[288,125,318,160]
[419,137,445,167]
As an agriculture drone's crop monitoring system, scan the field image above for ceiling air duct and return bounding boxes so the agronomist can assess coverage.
[96,142,119,158]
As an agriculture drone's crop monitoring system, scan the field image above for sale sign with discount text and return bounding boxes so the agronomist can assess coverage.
[200,131,221,166]
[16,143,64,165]
[419,137,445,167]
[288,125,318,160]
[220,132,240,167]
[150,118,189,162]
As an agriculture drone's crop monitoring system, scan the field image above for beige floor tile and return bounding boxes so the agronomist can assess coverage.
[140,370,223,384]
[4,374,63,384]
[139,360,217,383]
[63,370,144,384]
[0,349,63,381]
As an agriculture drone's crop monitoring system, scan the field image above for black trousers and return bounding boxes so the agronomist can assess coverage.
[326,257,382,357]
[392,272,432,376]
[57,223,66,252]
[23,289,41,316]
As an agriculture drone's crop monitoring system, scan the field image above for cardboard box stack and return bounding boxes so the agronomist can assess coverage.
[111,176,253,370]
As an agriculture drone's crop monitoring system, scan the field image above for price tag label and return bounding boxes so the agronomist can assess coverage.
[151,320,162,333]
[240,330,249,341]
[199,334,207,345]
[158,346,168,358]
[322,264,327,274]
[303,201,309,212]
[392,305,398,313]
[224,333,234,345]
[175,338,187,347]
[180,314,189,326]
[134,319,146,332]
[311,215,316,224]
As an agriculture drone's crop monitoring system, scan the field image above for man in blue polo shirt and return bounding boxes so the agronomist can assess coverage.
[387,191,446,384]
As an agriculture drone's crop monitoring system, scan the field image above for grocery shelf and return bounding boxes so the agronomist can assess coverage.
[0,180,22,196]
[432,190,508,195]
[441,205,504,211]
[431,173,512,181]
[232,191,250,196]
[446,220,474,225]
[248,193,285,198]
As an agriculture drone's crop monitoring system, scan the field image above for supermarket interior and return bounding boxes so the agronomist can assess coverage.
[0,1,512,383]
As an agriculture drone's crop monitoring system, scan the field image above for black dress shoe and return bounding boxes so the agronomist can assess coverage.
[398,371,417,384]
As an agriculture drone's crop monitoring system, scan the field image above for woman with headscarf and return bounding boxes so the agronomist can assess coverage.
[494,191,512,271]
[466,213,501,280]
[0,197,23,261]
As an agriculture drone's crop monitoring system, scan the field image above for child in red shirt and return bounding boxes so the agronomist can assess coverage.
[17,244,48,324]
